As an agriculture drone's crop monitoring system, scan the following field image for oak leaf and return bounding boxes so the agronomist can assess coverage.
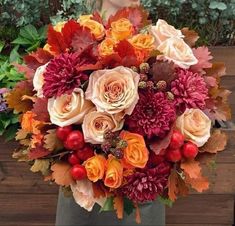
[200,129,227,153]
[205,62,226,77]
[185,173,209,192]
[51,162,74,186]
[180,160,201,179]
[168,169,189,202]
[181,27,199,47]
[32,98,50,122]
[44,129,63,151]
[113,196,124,219]
[28,145,51,160]
[30,159,50,175]
[24,48,53,70]
[6,81,34,113]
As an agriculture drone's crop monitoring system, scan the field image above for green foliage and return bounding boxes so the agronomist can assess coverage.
[99,197,114,212]
[141,0,235,45]
[12,24,47,52]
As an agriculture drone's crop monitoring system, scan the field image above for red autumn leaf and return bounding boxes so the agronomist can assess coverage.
[28,145,51,160]
[149,128,173,155]
[62,20,81,47]
[24,48,53,70]
[12,63,35,80]
[32,98,50,122]
[107,6,150,31]
[92,182,107,199]
[113,196,124,219]
[200,129,228,153]
[181,160,201,179]
[190,46,213,73]
[150,60,176,84]
[71,27,96,55]
[181,27,199,47]
[47,25,68,55]
[91,11,104,24]
[51,162,74,186]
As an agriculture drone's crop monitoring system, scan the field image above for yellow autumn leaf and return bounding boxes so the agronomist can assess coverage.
[30,159,50,175]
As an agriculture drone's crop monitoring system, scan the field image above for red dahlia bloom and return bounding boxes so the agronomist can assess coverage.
[42,53,88,98]
[120,162,171,203]
[171,68,208,112]
[125,91,176,139]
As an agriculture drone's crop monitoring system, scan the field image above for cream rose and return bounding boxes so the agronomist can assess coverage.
[150,19,184,47]
[48,88,94,127]
[176,109,211,147]
[157,37,198,68]
[82,111,124,144]
[85,66,139,115]
[33,63,48,97]
[71,179,106,211]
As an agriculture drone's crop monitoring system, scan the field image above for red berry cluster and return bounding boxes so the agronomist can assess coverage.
[56,126,94,181]
[166,130,199,162]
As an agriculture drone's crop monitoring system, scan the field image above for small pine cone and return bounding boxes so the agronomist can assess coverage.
[139,63,150,74]
[146,81,155,89]
[166,91,174,100]
[140,73,148,82]
[113,148,124,159]
[138,81,147,89]
[131,66,139,73]
[156,80,167,91]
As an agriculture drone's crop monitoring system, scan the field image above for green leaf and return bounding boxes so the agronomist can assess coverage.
[38,25,47,40]
[0,41,5,53]
[3,123,19,142]
[99,197,114,212]
[19,24,39,40]
[209,1,227,10]
[123,198,135,215]
[12,36,33,45]
[9,45,21,63]
[158,196,174,207]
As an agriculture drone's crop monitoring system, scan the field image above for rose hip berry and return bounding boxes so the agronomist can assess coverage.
[64,130,85,150]
[182,142,198,159]
[70,164,87,180]
[68,153,80,165]
[56,126,73,141]
[169,130,185,149]
[76,145,94,161]
[166,148,182,162]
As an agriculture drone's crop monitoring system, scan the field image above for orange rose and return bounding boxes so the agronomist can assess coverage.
[84,155,106,182]
[110,18,133,41]
[120,131,149,168]
[104,155,123,188]
[21,111,43,134]
[79,16,105,40]
[129,34,154,51]
[98,38,116,57]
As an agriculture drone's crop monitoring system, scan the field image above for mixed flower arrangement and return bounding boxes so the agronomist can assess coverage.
[5,6,231,223]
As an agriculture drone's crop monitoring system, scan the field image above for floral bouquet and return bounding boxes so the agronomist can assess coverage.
[6,6,231,223]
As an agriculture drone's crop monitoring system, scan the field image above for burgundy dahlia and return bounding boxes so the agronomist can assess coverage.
[120,162,171,203]
[125,91,176,139]
[42,53,88,98]
[171,68,208,112]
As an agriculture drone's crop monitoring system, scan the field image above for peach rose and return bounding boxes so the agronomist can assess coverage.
[109,18,134,41]
[82,111,124,144]
[120,131,149,168]
[98,38,116,57]
[129,34,155,51]
[33,63,48,98]
[86,66,139,115]
[79,15,105,40]
[104,155,123,188]
[176,108,211,147]
[48,88,94,127]
[71,179,106,211]
[150,19,184,47]
[84,155,106,182]
[157,37,198,69]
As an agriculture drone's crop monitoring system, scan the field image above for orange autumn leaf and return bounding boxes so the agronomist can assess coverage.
[181,27,199,47]
[113,196,124,219]
[31,133,44,148]
[168,170,189,202]
[205,62,226,77]
[185,173,209,192]
[181,160,201,179]
[200,129,228,153]
[6,81,34,113]
[51,162,74,186]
